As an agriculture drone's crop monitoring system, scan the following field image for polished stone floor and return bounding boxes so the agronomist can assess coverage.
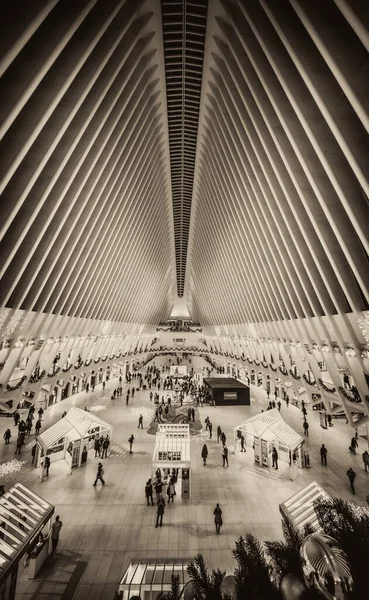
[1,356,368,600]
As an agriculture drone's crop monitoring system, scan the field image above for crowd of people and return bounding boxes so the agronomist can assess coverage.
[94,435,111,458]
[144,467,178,527]
[3,405,45,455]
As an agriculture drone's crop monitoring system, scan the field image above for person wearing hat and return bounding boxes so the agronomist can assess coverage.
[93,462,105,486]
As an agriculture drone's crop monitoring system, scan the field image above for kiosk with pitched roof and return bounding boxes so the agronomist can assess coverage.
[234,409,304,475]
[36,407,112,479]
[152,424,191,498]
[0,483,54,596]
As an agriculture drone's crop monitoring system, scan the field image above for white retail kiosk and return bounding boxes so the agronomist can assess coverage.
[118,558,191,600]
[36,407,112,479]
[279,481,329,532]
[152,424,191,498]
[0,483,54,598]
[234,409,304,479]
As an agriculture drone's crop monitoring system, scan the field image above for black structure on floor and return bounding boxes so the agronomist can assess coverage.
[204,378,250,406]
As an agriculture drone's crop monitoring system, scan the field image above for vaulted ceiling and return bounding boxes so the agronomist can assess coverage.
[0,0,368,329]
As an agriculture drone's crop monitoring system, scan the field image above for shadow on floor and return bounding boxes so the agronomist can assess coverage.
[26,553,87,600]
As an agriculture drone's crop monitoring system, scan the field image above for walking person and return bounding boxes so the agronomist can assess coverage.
[213,503,223,534]
[240,433,246,452]
[35,419,42,435]
[320,444,328,466]
[222,445,229,467]
[14,435,24,454]
[208,421,213,439]
[138,414,143,429]
[145,479,154,506]
[347,467,356,494]
[38,407,44,421]
[155,495,165,528]
[128,434,134,454]
[50,516,62,558]
[45,456,51,477]
[362,450,369,472]
[221,432,226,446]
[31,443,37,465]
[271,446,278,470]
[201,444,208,466]
[3,429,11,444]
[217,425,221,443]
[303,420,309,436]
[93,463,105,486]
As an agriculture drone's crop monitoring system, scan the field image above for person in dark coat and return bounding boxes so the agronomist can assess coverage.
[213,503,223,534]
[94,438,101,457]
[303,421,309,436]
[320,444,328,466]
[101,436,110,458]
[362,450,369,472]
[240,434,246,452]
[145,479,154,506]
[347,467,356,494]
[128,435,134,453]
[222,445,229,467]
[201,444,208,466]
[31,443,37,464]
[154,478,162,500]
[93,463,105,486]
[50,515,62,557]
[155,495,165,528]
[45,456,50,477]
[217,425,222,443]
[35,419,42,435]
[272,447,278,470]
[14,435,24,454]
[3,429,11,444]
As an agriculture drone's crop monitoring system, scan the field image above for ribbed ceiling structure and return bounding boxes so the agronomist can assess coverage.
[187,0,369,328]
[0,0,174,325]
[161,0,208,296]
[0,0,368,335]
